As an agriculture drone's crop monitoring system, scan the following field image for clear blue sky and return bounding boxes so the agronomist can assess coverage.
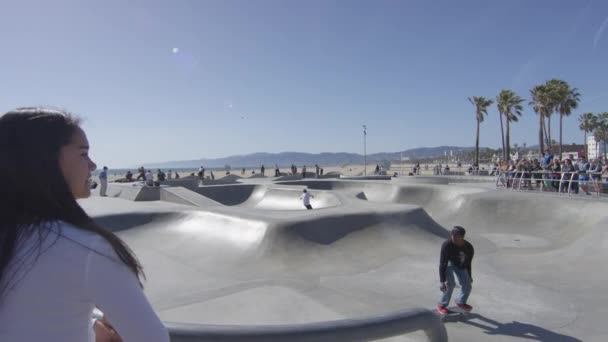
[2,0,607,167]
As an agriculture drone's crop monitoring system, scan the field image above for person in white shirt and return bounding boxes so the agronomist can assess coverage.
[167,170,173,180]
[0,107,169,342]
[145,170,154,186]
[300,189,314,210]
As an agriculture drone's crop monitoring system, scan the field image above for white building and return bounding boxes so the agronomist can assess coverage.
[587,136,606,160]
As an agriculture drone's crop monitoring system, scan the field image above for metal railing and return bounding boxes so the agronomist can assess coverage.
[166,308,447,342]
[494,170,607,196]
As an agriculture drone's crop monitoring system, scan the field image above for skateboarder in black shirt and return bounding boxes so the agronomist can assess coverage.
[437,226,474,314]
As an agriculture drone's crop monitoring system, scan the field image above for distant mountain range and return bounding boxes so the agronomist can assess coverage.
[144,146,480,169]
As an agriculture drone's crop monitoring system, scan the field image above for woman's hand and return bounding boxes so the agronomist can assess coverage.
[94,318,123,342]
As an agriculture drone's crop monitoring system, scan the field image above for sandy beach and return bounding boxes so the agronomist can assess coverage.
[101,162,484,182]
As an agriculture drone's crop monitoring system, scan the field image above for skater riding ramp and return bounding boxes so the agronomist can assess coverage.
[194,185,341,210]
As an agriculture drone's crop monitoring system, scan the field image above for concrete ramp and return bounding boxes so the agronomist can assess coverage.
[195,185,342,210]
[104,183,160,201]
[160,187,222,208]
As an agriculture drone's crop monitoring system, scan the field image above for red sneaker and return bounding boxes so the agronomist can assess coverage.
[436,305,449,315]
[456,303,472,312]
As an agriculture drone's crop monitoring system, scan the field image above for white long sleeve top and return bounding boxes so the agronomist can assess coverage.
[0,221,169,342]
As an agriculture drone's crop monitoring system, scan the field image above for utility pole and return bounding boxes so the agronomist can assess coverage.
[363,125,367,176]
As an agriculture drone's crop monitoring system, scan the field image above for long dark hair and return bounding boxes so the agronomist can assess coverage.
[0,107,144,300]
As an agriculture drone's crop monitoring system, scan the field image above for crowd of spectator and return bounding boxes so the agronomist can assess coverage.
[495,148,608,195]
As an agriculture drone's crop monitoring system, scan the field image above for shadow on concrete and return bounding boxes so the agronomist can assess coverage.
[445,313,582,341]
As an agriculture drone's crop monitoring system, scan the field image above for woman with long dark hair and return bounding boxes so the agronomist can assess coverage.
[0,107,169,341]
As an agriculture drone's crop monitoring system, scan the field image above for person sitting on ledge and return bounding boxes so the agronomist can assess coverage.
[0,107,169,342]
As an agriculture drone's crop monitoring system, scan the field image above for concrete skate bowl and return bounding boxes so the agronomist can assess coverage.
[279,180,607,249]
[261,180,608,341]
[91,205,449,341]
[193,184,342,210]
[275,180,484,214]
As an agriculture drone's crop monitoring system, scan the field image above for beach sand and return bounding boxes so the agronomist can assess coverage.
[101,162,484,182]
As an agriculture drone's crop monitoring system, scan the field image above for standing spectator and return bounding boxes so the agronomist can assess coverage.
[589,159,602,195]
[530,159,542,188]
[575,156,590,195]
[261,165,265,176]
[157,169,166,182]
[540,148,554,185]
[315,164,320,178]
[275,164,280,177]
[136,166,145,181]
[126,170,133,182]
[167,170,173,180]
[302,165,307,178]
[562,159,576,193]
[550,158,562,191]
[99,166,108,197]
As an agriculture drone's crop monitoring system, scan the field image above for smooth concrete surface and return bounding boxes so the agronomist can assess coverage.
[82,177,608,341]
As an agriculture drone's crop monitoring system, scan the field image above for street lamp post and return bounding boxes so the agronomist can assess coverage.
[363,125,367,176]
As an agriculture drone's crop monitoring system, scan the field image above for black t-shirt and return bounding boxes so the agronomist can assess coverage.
[439,239,474,283]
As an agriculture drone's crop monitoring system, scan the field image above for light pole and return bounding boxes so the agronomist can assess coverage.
[363,125,367,176]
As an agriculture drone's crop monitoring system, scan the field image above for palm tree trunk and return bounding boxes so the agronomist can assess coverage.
[506,117,510,161]
[548,115,552,147]
[475,119,480,166]
[543,117,551,149]
[604,131,607,160]
[584,131,587,157]
[499,112,505,160]
[539,113,544,156]
[559,113,563,158]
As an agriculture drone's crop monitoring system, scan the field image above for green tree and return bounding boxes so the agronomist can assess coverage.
[544,79,566,149]
[553,80,581,157]
[529,84,552,155]
[496,90,525,160]
[578,112,596,157]
[468,96,494,166]
[593,112,608,160]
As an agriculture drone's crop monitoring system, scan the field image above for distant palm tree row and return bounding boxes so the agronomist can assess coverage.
[469,79,592,166]
[579,112,608,159]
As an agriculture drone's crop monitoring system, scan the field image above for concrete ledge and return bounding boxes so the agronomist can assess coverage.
[166,308,447,342]
[340,175,392,180]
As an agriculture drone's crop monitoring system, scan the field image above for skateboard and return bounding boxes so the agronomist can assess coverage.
[435,306,471,322]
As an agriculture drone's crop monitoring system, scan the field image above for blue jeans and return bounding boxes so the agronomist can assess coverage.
[439,264,472,307]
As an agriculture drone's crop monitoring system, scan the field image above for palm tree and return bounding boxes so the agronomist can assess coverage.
[594,112,608,160]
[530,84,551,155]
[544,79,565,149]
[468,96,494,166]
[579,112,596,157]
[496,90,525,160]
[553,81,581,157]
